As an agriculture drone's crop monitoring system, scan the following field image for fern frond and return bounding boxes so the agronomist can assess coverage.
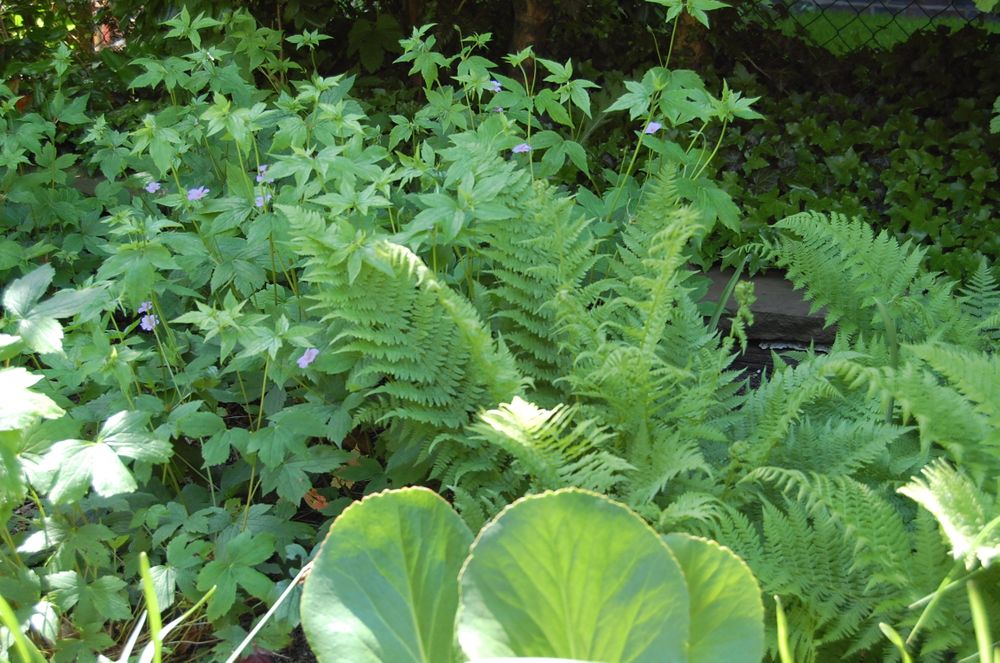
[285,208,526,481]
[657,492,723,530]
[728,352,848,468]
[898,459,998,569]
[907,343,1000,424]
[479,180,597,394]
[768,416,903,476]
[959,258,1000,324]
[828,353,999,478]
[625,430,710,507]
[758,211,977,345]
[748,467,913,588]
[466,396,632,492]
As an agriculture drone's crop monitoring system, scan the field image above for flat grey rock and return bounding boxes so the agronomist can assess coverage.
[704,267,837,344]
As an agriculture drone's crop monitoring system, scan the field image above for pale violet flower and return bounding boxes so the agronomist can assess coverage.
[512,143,532,154]
[144,181,161,194]
[187,186,210,201]
[256,164,274,184]
[138,300,153,314]
[297,347,320,369]
[140,314,159,331]
[255,193,272,208]
[643,121,663,135]
[488,79,502,93]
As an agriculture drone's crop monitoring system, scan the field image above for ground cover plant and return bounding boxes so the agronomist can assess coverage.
[704,19,1000,280]
[1,1,999,662]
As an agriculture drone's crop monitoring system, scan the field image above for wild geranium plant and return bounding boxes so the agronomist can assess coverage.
[1,1,997,662]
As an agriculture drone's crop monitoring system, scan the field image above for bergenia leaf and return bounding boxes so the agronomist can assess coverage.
[301,487,473,663]
[458,489,689,662]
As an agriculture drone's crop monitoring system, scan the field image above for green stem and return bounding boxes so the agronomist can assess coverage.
[0,527,23,568]
[664,15,680,69]
[150,323,183,405]
[268,234,280,306]
[518,61,537,179]
[255,356,271,431]
[684,119,710,154]
[968,580,994,663]
[908,566,986,610]
[907,557,965,646]
[242,458,257,532]
[708,254,749,332]
[874,298,899,423]
[606,114,652,221]
[691,119,728,181]
[139,552,164,663]
[774,595,794,663]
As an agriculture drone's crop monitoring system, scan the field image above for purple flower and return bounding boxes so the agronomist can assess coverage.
[255,164,273,184]
[297,347,319,369]
[140,314,159,331]
[187,186,210,201]
[492,106,504,113]
[643,121,663,135]
[488,79,502,93]
[144,181,161,194]
[138,300,153,314]
[255,193,272,208]
[512,143,532,154]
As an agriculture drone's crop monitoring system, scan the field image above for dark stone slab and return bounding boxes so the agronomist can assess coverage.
[704,267,837,344]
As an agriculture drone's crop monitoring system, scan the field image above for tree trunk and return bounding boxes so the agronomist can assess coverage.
[511,0,552,53]
[673,11,708,67]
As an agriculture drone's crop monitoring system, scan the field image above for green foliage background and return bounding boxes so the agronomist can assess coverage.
[0,2,998,662]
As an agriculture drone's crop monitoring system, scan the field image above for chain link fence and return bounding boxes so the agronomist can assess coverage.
[742,0,998,53]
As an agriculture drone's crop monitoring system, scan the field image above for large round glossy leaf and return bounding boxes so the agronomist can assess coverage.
[662,533,764,663]
[458,489,689,663]
[301,487,473,663]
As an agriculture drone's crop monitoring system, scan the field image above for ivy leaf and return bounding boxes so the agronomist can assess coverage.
[163,6,221,49]
[535,89,571,127]
[563,140,590,175]
[645,0,686,21]
[166,533,211,598]
[44,439,135,502]
[566,79,597,118]
[675,176,741,232]
[196,531,276,621]
[18,317,64,355]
